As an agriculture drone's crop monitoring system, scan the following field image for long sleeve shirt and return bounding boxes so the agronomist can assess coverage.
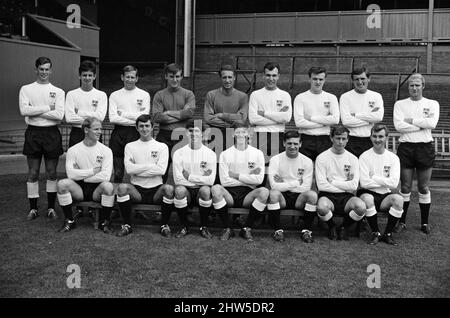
[204,88,248,128]
[268,152,314,193]
[65,141,113,183]
[152,87,196,131]
[339,89,384,137]
[172,144,217,187]
[124,139,169,189]
[294,90,340,136]
[19,82,65,126]
[315,149,359,193]
[359,148,400,194]
[65,87,107,127]
[108,87,150,126]
[393,97,440,143]
[219,145,265,188]
[248,87,292,132]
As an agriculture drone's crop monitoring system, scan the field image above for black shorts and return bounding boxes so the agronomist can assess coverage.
[225,186,253,208]
[299,134,332,161]
[76,180,100,201]
[186,187,201,208]
[318,191,354,216]
[346,136,372,158]
[357,189,390,212]
[109,125,140,157]
[23,125,63,159]
[282,191,301,209]
[397,142,435,170]
[69,127,102,148]
[134,184,162,204]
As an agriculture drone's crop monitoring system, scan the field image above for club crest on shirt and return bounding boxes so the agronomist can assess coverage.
[248,161,256,169]
[276,100,283,108]
[151,151,158,159]
[137,99,143,106]
[92,100,98,107]
[344,165,352,180]
[297,168,304,177]
[49,92,56,98]
[96,156,104,164]
[383,166,391,178]
[324,101,330,108]
[423,108,433,118]
[369,101,375,108]
[200,161,207,169]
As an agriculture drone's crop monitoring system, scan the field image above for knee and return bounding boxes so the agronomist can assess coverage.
[359,193,374,207]
[100,182,114,195]
[401,185,411,194]
[316,201,329,216]
[28,169,39,182]
[256,187,270,202]
[418,185,429,194]
[174,186,187,199]
[117,183,129,196]
[162,184,174,198]
[211,185,223,199]
[305,190,318,204]
[268,190,281,203]
[198,186,211,200]
[57,179,70,193]
[392,194,404,209]
[354,200,367,215]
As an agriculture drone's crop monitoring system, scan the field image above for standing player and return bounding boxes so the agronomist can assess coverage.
[204,64,248,152]
[340,67,384,158]
[248,62,292,173]
[19,56,65,220]
[393,73,439,234]
[210,124,269,241]
[315,125,366,240]
[65,60,107,148]
[294,66,340,161]
[109,65,150,183]
[56,118,115,233]
[115,115,174,237]
[172,120,216,238]
[267,131,318,243]
[358,124,404,245]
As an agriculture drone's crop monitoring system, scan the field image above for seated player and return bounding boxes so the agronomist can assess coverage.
[267,131,318,243]
[315,124,366,240]
[210,124,269,241]
[172,120,217,238]
[56,118,115,233]
[358,124,404,245]
[115,115,174,237]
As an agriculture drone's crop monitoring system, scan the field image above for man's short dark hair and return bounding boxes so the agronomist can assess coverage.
[165,63,183,75]
[351,67,370,79]
[79,60,96,75]
[35,56,52,68]
[136,114,152,127]
[218,64,235,76]
[283,130,301,142]
[123,65,138,76]
[330,124,350,138]
[263,62,280,73]
[308,66,327,78]
[82,117,101,131]
[371,123,389,136]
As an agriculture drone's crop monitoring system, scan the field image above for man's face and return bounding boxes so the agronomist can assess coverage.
[352,72,370,93]
[166,71,183,89]
[370,129,387,150]
[331,133,349,152]
[264,67,280,90]
[310,72,326,93]
[80,71,96,89]
[36,63,52,83]
[121,70,138,90]
[284,137,301,158]
[408,77,424,100]
[85,121,102,141]
[137,120,152,139]
[234,127,249,144]
[220,70,235,90]
[187,126,202,146]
